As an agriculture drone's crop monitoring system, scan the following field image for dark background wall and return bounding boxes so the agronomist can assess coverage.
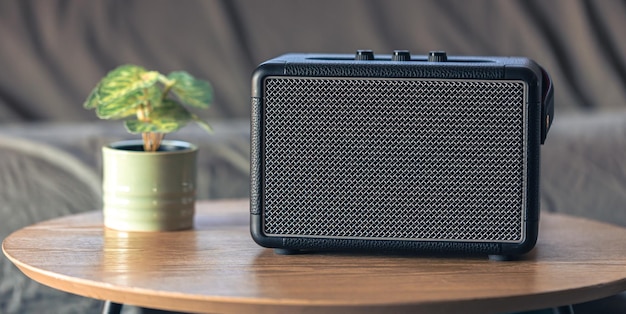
[0,0,625,122]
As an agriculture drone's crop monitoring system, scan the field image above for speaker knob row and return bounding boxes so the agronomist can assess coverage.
[354,50,448,62]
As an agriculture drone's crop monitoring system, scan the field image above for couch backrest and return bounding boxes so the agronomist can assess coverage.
[1,0,625,122]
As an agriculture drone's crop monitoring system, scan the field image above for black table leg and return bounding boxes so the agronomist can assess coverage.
[553,305,575,314]
[102,300,123,314]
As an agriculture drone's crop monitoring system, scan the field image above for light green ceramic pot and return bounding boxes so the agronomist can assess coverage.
[102,139,198,232]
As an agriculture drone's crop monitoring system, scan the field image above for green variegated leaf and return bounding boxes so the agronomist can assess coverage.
[96,86,161,119]
[97,65,159,106]
[124,119,160,134]
[124,119,183,134]
[83,85,100,109]
[167,71,212,108]
[96,89,142,119]
[125,100,194,134]
[192,114,213,133]
[150,99,193,121]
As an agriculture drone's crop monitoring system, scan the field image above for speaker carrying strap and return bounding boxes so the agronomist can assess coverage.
[540,67,554,144]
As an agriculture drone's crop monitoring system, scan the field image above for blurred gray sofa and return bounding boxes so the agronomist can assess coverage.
[1,0,626,313]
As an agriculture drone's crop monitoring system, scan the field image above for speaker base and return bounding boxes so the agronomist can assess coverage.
[488,254,519,261]
[274,248,303,255]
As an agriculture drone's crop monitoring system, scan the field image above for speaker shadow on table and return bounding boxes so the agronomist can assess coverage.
[253,244,539,262]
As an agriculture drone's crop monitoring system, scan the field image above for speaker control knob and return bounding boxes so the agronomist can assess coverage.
[428,51,448,62]
[355,49,375,60]
[392,50,411,61]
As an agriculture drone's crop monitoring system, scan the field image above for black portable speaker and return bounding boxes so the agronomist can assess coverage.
[250,50,554,258]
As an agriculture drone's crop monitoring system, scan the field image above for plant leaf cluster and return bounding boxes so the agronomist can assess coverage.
[84,65,212,135]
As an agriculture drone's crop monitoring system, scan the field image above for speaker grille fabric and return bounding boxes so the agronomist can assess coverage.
[262,77,527,243]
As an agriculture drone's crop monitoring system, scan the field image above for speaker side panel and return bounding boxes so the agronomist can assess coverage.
[251,61,286,248]
[501,62,544,255]
[251,61,287,214]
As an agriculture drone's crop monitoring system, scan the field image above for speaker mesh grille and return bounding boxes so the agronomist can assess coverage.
[262,77,526,242]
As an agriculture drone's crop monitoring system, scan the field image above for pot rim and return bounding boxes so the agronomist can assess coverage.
[103,139,197,154]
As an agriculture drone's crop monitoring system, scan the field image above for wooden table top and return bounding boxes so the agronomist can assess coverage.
[4,199,626,314]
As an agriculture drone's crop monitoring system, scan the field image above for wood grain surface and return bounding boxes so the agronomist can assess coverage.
[4,199,626,314]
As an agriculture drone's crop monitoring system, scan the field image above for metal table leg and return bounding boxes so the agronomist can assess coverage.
[102,300,123,314]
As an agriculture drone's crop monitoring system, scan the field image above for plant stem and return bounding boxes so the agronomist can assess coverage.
[136,88,164,152]
[137,103,151,151]
[147,132,164,152]
[142,132,150,151]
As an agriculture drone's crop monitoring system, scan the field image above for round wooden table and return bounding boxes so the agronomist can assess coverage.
[3,199,626,313]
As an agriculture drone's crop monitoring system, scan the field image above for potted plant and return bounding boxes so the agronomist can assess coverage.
[84,64,213,231]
